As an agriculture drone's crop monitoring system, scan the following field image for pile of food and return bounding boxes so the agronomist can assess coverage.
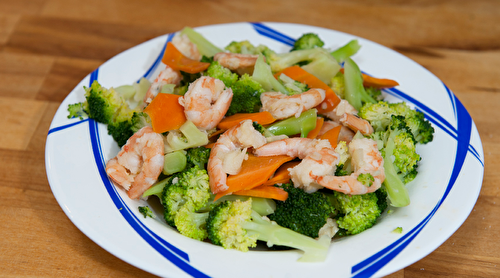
[68,27,434,262]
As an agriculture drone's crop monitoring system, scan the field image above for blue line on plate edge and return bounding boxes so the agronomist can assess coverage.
[250,22,295,46]
[139,32,175,82]
[87,68,211,278]
[250,22,480,277]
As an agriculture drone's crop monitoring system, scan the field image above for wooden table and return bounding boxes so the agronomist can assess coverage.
[1,0,498,277]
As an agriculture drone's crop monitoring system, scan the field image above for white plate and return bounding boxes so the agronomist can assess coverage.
[45,22,485,278]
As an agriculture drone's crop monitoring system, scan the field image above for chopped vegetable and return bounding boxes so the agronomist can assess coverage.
[217,111,276,130]
[162,42,210,74]
[143,92,186,133]
[306,117,324,139]
[232,185,289,201]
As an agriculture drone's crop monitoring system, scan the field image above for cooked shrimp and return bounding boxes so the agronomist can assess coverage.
[260,88,326,120]
[322,99,374,135]
[179,76,233,130]
[208,120,267,194]
[254,138,339,193]
[317,120,355,144]
[105,126,164,199]
[143,65,182,105]
[315,138,385,195]
[213,52,260,75]
[172,33,201,61]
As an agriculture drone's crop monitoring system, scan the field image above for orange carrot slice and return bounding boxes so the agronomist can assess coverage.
[262,161,301,186]
[162,42,210,74]
[276,66,341,113]
[232,185,289,201]
[143,93,186,133]
[306,117,324,139]
[214,154,293,199]
[217,111,276,130]
[320,125,342,148]
[339,68,399,89]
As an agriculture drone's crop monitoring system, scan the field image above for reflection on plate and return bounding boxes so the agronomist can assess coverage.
[45,22,484,278]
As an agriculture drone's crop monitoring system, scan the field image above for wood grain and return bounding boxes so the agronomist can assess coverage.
[0,0,498,277]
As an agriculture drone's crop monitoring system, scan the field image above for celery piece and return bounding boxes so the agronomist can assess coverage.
[267,109,317,138]
[331,39,361,63]
[163,150,187,175]
[344,58,368,111]
[180,27,223,58]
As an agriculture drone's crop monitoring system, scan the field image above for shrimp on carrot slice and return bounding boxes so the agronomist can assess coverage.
[254,137,339,193]
[315,138,385,195]
[143,65,182,105]
[260,88,326,120]
[105,126,164,199]
[179,76,233,131]
[213,52,260,75]
[317,120,355,144]
[321,99,374,135]
[208,120,267,194]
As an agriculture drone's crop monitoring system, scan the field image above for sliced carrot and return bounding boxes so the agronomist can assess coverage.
[232,185,289,201]
[319,125,342,148]
[339,68,399,89]
[143,93,186,133]
[214,154,293,198]
[306,117,324,139]
[208,129,225,139]
[203,142,215,149]
[262,161,301,186]
[162,42,210,74]
[217,111,276,130]
[276,66,341,113]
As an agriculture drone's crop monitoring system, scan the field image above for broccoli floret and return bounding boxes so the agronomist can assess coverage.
[205,61,238,87]
[392,227,403,234]
[206,199,330,262]
[266,109,317,138]
[329,190,384,236]
[67,102,87,119]
[357,173,375,187]
[174,71,202,95]
[268,182,335,238]
[291,33,325,51]
[138,206,155,219]
[108,111,152,147]
[199,194,276,216]
[226,73,265,115]
[330,71,345,99]
[359,101,434,144]
[174,204,210,241]
[186,146,211,170]
[161,166,211,240]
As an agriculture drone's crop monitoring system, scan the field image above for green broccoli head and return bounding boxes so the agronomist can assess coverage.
[185,146,211,170]
[291,33,325,51]
[330,191,383,236]
[138,206,155,219]
[174,204,210,241]
[276,73,309,95]
[161,166,211,227]
[226,73,265,116]
[268,182,335,238]
[206,61,238,87]
[107,111,152,147]
[67,102,88,120]
[357,173,375,187]
[84,80,126,124]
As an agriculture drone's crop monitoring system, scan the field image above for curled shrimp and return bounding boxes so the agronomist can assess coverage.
[172,33,201,61]
[213,52,259,75]
[179,76,233,131]
[315,138,385,195]
[260,88,326,120]
[317,120,355,144]
[105,126,165,199]
[323,99,374,135]
[208,120,267,194]
[254,137,339,193]
[143,65,182,105]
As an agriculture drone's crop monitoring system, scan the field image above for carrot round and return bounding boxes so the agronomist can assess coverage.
[144,93,186,133]
[217,111,276,130]
[276,66,341,113]
[339,68,399,89]
[214,154,293,199]
[262,161,301,186]
[319,125,342,148]
[306,117,324,139]
[232,185,289,201]
[162,42,210,74]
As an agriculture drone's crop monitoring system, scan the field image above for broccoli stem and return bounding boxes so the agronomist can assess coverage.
[344,58,377,111]
[199,195,277,216]
[383,132,411,207]
[252,54,290,94]
[266,109,317,137]
[243,211,330,262]
[142,176,173,198]
[180,27,223,57]
[163,150,187,175]
[331,40,361,62]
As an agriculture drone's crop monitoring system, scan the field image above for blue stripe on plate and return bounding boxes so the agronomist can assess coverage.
[351,92,472,277]
[250,22,295,46]
[140,32,175,82]
[48,118,89,135]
